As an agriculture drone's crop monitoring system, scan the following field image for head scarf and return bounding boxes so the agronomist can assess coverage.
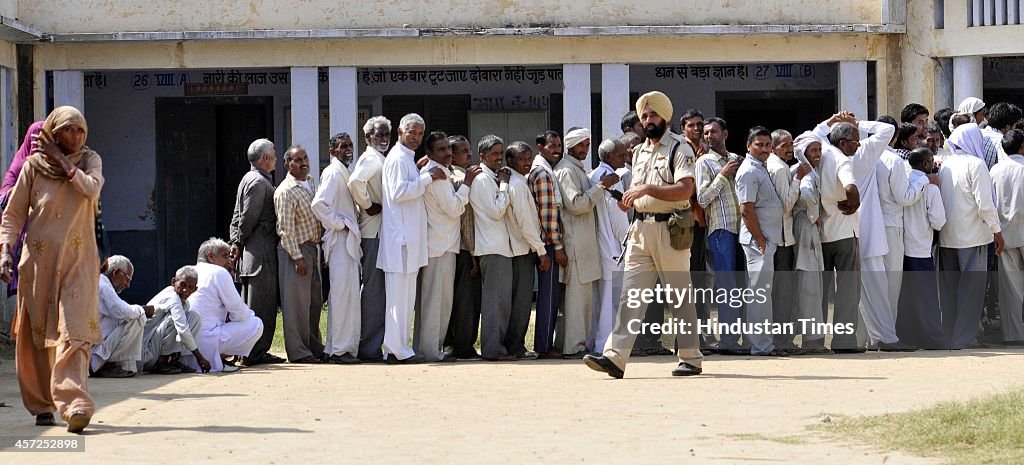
[635,91,673,123]
[1,121,44,196]
[947,122,986,160]
[28,106,92,180]
[793,131,826,171]
[957,97,986,115]
[564,127,591,154]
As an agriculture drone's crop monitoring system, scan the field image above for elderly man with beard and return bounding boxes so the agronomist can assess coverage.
[91,255,153,378]
[585,91,703,378]
[140,265,211,374]
[312,133,364,364]
[349,116,391,362]
[274,146,325,364]
[555,128,619,359]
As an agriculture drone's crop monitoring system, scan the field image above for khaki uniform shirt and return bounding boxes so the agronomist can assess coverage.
[631,131,697,213]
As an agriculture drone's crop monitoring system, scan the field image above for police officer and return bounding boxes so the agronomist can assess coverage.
[583,91,704,378]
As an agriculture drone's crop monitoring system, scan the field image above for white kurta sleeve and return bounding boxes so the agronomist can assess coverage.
[214,269,254,322]
[888,158,928,207]
[508,182,546,255]
[99,277,145,321]
[425,174,469,220]
[971,162,1002,234]
[855,121,895,169]
[388,160,433,204]
[347,157,375,210]
[312,168,350,231]
[925,185,947,231]
[470,177,511,221]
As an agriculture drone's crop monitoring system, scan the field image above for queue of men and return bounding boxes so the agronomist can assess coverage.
[92,91,1024,379]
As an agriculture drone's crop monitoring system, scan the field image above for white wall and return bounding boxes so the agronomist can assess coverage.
[21,0,882,34]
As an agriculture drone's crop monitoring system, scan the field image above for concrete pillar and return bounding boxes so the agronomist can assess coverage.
[934,58,955,112]
[290,66,320,183]
[53,70,84,113]
[953,56,984,109]
[329,66,358,161]
[600,64,629,145]
[563,64,592,167]
[838,61,868,119]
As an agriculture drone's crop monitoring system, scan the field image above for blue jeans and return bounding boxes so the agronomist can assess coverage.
[707,229,744,349]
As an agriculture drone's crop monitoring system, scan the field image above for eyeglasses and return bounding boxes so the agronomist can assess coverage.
[116,268,133,284]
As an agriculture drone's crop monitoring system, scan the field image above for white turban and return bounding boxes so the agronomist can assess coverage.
[957,97,986,115]
[564,127,591,153]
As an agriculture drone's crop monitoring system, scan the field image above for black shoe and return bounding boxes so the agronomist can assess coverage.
[170,359,197,373]
[92,366,136,378]
[583,354,624,379]
[755,349,789,357]
[292,355,322,364]
[35,413,55,426]
[562,349,588,360]
[148,362,183,375]
[878,341,917,352]
[671,361,702,376]
[784,348,807,356]
[327,353,362,365]
[482,354,517,362]
[630,347,647,357]
[515,351,539,360]
[832,347,867,354]
[718,348,749,356]
[386,354,426,365]
[241,353,286,366]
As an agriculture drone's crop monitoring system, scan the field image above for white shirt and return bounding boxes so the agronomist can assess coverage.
[146,285,198,352]
[903,169,946,258]
[938,153,1002,249]
[877,148,928,228]
[188,262,255,329]
[589,162,630,278]
[766,154,801,246]
[507,169,547,257]
[422,160,469,257]
[312,157,362,262]
[814,121,894,253]
[97,273,145,338]
[990,154,1024,249]
[377,143,432,273]
[347,147,386,239]
[470,164,513,257]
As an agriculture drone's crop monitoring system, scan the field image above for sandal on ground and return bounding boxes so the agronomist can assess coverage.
[35,413,55,426]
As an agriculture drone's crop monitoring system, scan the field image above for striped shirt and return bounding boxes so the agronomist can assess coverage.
[423,160,470,257]
[695,150,741,235]
[274,173,322,260]
[528,166,563,249]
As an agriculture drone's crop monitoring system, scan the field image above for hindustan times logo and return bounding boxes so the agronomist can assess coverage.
[625,283,768,310]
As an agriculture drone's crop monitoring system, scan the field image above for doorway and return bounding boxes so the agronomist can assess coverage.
[155,96,273,282]
[716,90,837,155]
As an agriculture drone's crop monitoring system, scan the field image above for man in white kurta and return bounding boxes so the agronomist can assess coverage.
[988,130,1023,344]
[876,146,928,324]
[588,139,631,354]
[312,134,364,364]
[814,116,914,351]
[377,114,445,363]
[91,256,150,377]
[414,132,472,362]
[141,266,210,374]
[188,239,265,373]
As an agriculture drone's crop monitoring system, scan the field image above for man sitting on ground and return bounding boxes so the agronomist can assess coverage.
[91,255,152,378]
[188,238,265,373]
[141,266,212,374]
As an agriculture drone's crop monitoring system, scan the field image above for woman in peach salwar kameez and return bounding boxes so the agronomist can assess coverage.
[0,106,104,434]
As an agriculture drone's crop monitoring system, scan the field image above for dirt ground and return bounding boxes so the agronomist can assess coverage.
[1,348,1022,464]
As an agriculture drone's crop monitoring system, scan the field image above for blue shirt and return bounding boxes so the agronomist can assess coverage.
[735,155,784,246]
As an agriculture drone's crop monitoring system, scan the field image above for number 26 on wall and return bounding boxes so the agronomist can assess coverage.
[132,73,150,90]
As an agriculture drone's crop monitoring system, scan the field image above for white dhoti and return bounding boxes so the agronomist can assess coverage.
[90,317,145,373]
[194,317,264,372]
[325,241,363,357]
[383,270,418,360]
[883,226,905,321]
[859,255,899,345]
[140,309,201,371]
[588,256,622,353]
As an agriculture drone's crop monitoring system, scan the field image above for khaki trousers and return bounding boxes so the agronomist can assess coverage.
[602,221,703,370]
[17,333,94,421]
[414,252,456,361]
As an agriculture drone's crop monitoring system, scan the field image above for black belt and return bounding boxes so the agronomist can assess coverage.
[635,212,672,222]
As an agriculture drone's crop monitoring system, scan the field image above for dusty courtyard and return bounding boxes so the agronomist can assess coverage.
[1,349,1022,464]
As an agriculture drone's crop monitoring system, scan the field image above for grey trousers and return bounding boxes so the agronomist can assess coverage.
[938,245,988,348]
[90,317,145,373]
[998,247,1024,343]
[358,238,387,360]
[414,252,457,362]
[772,245,797,349]
[140,309,201,371]
[278,243,325,361]
[820,237,861,349]
[742,242,777,354]
[479,254,534,358]
[562,260,597,355]
[796,269,825,342]
[240,259,279,361]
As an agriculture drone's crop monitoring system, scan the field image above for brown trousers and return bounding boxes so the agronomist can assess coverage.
[16,333,95,421]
